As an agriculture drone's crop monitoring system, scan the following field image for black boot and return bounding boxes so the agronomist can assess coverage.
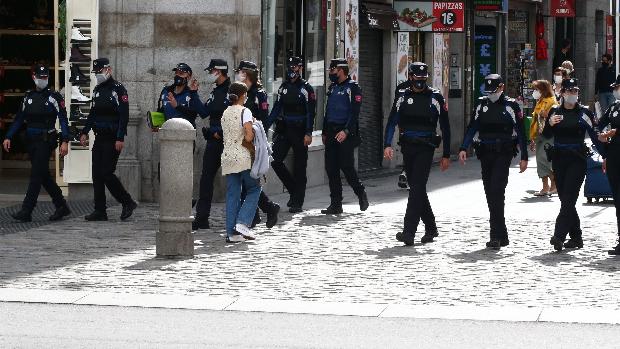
[358,191,369,211]
[265,202,280,228]
[251,211,261,228]
[321,203,343,215]
[120,200,138,221]
[486,240,501,250]
[11,209,32,222]
[192,218,210,230]
[550,236,563,251]
[563,238,583,249]
[49,204,71,221]
[85,210,108,221]
[420,231,438,244]
[396,232,415,246]
[69,64,90,85]
[69,45,90,62]
[500,238,510,247]
[608,240,620,255]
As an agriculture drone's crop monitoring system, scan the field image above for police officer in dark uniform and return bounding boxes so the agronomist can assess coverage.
[384,62,451,246]
[234,60,280,228]
[79,58,137,221]
[264,56,316,213]
[158,63,207,127]
[459,74,528,249]
[543,78,602,251]
[193,59,231,230]
[388,68,415,189]
[3,65,71,222]
[598,74,620,255]
[321,58,369,214]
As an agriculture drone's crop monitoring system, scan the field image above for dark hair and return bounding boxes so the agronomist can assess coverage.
[532,79,554,99]
[228,81,248,104]
[561,39,571,49]
[243,69,264,89]
[341,66,350,75]
[603,53,613,61]
[553,67,569,78]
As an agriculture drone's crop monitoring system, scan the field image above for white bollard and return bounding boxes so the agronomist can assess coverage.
[157,118,195,257]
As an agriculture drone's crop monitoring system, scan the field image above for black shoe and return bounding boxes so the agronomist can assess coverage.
[49,205,71,221]
[321,204,343,214]
[398,173,408,189]
[251,213,261,228]
[358,192,369,211]
[287,198,293,208]
[11,209,32,222]
[192,219,210,230]
[120,200,138,221]
[550,236,563,251]
[486,240,501,250]
[396,232,415,246]
[266,203,280,229]
[69,63,90,85]
[85,211,108,221]
[500,238,510,247]
[420,231,438,244]
[608,242,620,255]
[563,238,583,249]
[289,206,303,213]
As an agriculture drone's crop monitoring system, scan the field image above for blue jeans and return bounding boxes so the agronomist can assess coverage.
[599,92,615,115]
[225,170,262,236]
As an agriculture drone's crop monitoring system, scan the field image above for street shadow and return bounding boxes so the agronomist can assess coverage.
[124,257,185,271]
[530,250,577,266]
[363,245,422,259]
[519,195,554,204]
[296,212,364,227]
[448,248,509,263]
[584,256,620,273]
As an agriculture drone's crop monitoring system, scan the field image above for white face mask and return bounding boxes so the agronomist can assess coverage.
[95,70,111,85]
[614,89,620,101]
[206,72,219,84]
[563,94,578,105]
[554,75,563,84]
[488,91,502,103]
[235,71,246,82]
[34,78,48,90]
[532,90,542,100]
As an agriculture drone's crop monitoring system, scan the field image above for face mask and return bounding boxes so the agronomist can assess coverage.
[236,71,247,82]
[329,73,339,83]
[34,78,48,90]
[95,71,111,85]
[205,72,219,84]
[614,89,620,101]
[564,94,578,105]
[532,90,542,100]
[412,80,427,90]
[173,75,187,86]
[487,91,502,103]
[554,76,563,84]
[287,68,299,80]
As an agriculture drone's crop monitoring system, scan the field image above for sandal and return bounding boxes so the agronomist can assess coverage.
[534,190,549,197]
[548,189,557,196]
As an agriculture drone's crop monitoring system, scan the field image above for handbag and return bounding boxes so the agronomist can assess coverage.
[240,107,255,162]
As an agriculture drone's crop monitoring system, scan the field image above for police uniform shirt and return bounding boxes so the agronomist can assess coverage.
[543,104,602,154]
[6,88,70,142]
[323,77,362,134]
[159,85,207,126]
[81,78,129,141]
[203,77,231,130]
[245,84,270,122]
[598,100,620,144]
[265,78,316,135]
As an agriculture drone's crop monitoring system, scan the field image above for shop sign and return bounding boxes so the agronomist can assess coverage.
[474,25,497,100]
[396,32,409,86]
[394,1,464,32]
[550,0,575,17]
[474,0,503,11]
[343,0,359,81]
[607,15,614,54]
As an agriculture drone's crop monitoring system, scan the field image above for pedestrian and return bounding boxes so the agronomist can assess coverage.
[458,74,529,249]
[193,59,231,230]
[321,58,369,214]
[234,60,280,228]
[562,60,574,78]
[596,74,620,255]
[220,81,261,243]
[264,56,316,213]
[543,78,603,252]
[529,79,558,196]
[553,39,572,75]
[552,67,569,100]
[596,53,617,113]
[2,65,71,222]
[384,62,451,246]
[157,63,207,128]
[79,58,138,221]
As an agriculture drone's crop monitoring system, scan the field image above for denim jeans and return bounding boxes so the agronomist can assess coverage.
[599,92,615,116]
[225,170,262,236]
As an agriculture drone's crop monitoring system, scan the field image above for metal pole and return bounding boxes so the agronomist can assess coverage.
[616,0,619,75]
[261,0,276,105]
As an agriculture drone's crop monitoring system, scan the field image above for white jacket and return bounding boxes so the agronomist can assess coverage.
[250,121,272,179]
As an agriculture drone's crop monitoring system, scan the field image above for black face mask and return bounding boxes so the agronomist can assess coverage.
[174,75,187,86]
[412,80,427,90]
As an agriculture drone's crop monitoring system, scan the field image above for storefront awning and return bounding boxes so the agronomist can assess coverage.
[361,2,400,31]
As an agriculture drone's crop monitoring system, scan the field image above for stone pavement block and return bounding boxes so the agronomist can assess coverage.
[539,307,620,324]
[74,291,236,310]
[0,288,88,304]
[226,298,387,317]
[380,304,542,322]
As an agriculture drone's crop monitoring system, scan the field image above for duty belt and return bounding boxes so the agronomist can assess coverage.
[326,123,346,133]
[283,115,306,123]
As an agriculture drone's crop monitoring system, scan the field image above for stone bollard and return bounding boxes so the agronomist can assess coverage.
[157,118,196,257]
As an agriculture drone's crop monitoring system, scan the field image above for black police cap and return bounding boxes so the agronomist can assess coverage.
[33,64,49,78]
[409,62,428,78]
[611,74,620,88]
[329,58,348,69]
[287,56,303,67]
[172,62,192,74]
[484,74,504,93]
[92,58,110,73]
[234,60,258,72]
[205,59,228,72]
[562,78,579,90]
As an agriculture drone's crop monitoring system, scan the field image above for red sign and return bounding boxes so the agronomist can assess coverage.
[607,15,615,54]
[550,0,575,17]
[432,2,464,32]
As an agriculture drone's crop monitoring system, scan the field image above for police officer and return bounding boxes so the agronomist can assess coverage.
[384,62,451,246]
[234,60,280,228]
[264,56,316,213]
[544,78,602,251]
[79,58,137,221]
[458,74,528,249]
[2,65,71,222]
[388,68,415,189]
[193,59,231,230]
[321,58,369,214]
[598,74,620,255]
[158,63,207,127]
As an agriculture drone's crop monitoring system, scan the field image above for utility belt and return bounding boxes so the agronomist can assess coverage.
[28,128,59,144]
[325,123,347,135]
[399,131,441,148]
[544,142,589,162]
[202,125,223,141]
[473,139,517,159]
[94,126,118,139]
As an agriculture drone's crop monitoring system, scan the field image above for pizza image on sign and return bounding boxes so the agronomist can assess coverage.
[399,7,437,28]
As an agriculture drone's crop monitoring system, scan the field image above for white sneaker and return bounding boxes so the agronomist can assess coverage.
[71,86,90,102]
[235,223,255,240]
[71,27,92,43]
[226,234,245,243]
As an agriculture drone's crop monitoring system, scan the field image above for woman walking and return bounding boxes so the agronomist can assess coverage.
[530,80,558,196]
[552,67,569,100]
[221,82,261,243]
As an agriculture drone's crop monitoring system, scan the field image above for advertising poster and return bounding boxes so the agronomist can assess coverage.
[396,32,409,86]
[343,0,359,81]
[394,1,464,33]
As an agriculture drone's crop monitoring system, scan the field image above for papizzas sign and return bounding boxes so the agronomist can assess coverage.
[394,1,464,32]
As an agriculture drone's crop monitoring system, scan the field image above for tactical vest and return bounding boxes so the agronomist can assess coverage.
[477,101,514,141]
[92,84,120,122]
[398,93,436,133]
[325,83,352,125]
[23,91,56,129]
[552,107,584,144]
[207,79,231,127]
[280,82,307,116]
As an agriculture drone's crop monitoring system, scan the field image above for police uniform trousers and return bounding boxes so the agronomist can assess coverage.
[195,138,224,222]
[91,133,132,212]
[479,145,513,240]
[324,129,365,204]
[605,144,620,238]
[271,122,308,207]
[552,149,586,241]
[401,142,437,236]
[23,135,66,212]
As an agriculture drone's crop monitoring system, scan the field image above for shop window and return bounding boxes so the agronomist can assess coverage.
[303,0,326,131]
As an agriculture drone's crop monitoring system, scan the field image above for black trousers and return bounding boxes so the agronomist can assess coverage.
[606,145,620,237]
[401,143,437,236]
[271,124,308,207]
[479,149,513,240]
[552,150,586,241]
[92,136,132,212]
[195,139,223,222]
[22,138,66,212]
[324,131,365,205]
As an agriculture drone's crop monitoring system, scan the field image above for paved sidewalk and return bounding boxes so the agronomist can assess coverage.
[1,157,619,311]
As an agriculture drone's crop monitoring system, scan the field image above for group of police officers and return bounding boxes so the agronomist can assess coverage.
[5,56,620,254]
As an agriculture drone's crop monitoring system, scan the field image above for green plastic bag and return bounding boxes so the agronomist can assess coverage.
[147,111,165,128]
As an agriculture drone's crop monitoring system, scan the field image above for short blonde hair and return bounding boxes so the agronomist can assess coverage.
[561,60,573,73]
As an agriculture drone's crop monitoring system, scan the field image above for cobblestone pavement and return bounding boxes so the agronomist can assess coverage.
[1,158,619,309]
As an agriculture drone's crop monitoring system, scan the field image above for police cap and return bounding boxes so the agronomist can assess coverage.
[561,78,579,91]
[172,62,192,74]
[92,58,110,73]
[409,62,428,78]
[484,74,504,93]
[287,56,303,67]
[204,59,228,72]
[329,58,348,70]
[33,64,49,78]
[234,60,258,72]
